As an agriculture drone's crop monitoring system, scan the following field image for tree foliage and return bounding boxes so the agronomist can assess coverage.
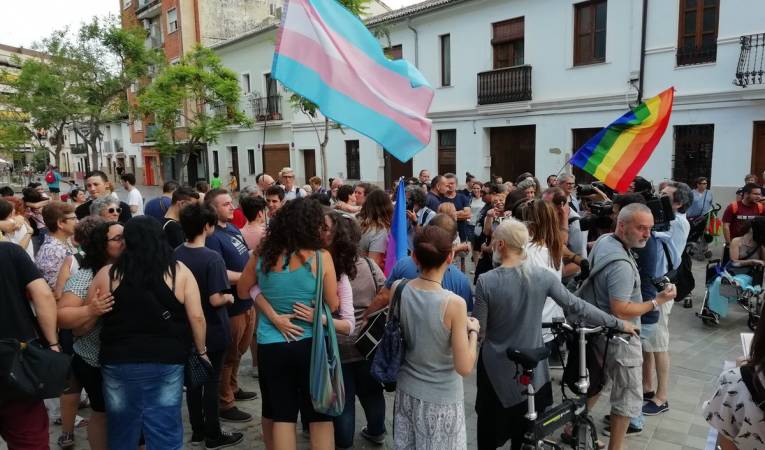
[136,45,251,181]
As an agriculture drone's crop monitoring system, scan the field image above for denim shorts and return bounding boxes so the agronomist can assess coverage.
[102,363,184,450]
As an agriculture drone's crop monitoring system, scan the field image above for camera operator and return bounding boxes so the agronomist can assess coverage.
[579,203,676,450]
[406,186,435,251]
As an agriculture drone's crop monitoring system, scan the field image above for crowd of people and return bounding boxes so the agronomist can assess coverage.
[1,164,764,450]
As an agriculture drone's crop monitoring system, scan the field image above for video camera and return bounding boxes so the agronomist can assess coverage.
[578,200,613,232]
[640,191,675,232]
[576,181,615,199]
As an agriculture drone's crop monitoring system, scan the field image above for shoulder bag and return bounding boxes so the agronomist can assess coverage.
[0,339,72,401]
[353,257,386,359]
[309,252,345,416]
[370,279,409,391]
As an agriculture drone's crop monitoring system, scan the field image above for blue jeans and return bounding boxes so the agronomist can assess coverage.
[102,363,185,450]
[333,360,386,449]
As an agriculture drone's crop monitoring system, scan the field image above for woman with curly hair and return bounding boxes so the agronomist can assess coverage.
[238,198,340,450]
[357,189,393,269]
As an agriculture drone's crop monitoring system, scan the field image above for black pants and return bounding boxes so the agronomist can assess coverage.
[186,350,226,438]
[476,356,553,450]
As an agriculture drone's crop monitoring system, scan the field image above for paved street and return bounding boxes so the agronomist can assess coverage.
[3,184,746,449]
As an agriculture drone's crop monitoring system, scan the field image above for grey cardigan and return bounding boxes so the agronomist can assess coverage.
[474,264,624,408]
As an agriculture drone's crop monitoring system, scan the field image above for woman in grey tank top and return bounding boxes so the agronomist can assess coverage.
[393,226,480,450]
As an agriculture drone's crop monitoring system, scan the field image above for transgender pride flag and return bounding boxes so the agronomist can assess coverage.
[271,0,434,162]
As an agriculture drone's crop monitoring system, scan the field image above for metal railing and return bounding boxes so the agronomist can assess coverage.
[477,65,532,105]
[250,95,283,121]
[71,144,87,155]
[735,32,765,87]
[676,44,717,66]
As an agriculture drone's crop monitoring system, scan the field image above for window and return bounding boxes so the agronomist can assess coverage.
[440,34,451,86]
[123,0,131,9]
[212,150,220,175]
[492,17,524,69]
[437,130,456,175]
[248,149,255,174]
[167,8,178,33]
[345,140,360,180]
[673,124,714,186]
[175,109,185,128]
[264,73,277,98]
[129,81,138,93]
[133,118,143,132]
[384,45,403,60]
[242,73,251,95]
[574,0,607,66]
[677,0,719,66]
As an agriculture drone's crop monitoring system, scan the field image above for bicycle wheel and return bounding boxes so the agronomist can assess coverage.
[575,416,598,450]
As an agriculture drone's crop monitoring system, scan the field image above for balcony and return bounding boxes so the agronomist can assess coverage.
[250,95,283,121]
[71,144,87,155]
[477,65,532,105]
[735,33,765,87]
[144,35,162,50]
[676,44,717,66]
[136,0,161,19]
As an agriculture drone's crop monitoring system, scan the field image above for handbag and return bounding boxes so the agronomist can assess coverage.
[0,338,72,401]
[184,348,213,389]
[353,257,386,359]
[309,252,346,416]
[370,279,409,390]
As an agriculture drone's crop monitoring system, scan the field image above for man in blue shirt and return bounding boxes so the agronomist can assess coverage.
[204,188,256,423]
[362,214,474,319]
[144,180,179,222]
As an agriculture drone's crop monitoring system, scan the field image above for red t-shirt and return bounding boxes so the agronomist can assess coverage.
[722,200,764,240]
[232,208,246,229]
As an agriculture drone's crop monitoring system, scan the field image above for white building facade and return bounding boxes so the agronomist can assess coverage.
[60,121,143,183]
[208,0,765,194]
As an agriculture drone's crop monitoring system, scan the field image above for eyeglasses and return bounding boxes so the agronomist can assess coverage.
[107,207,122,214]
[107,235,124,242]
[62,216,78,222]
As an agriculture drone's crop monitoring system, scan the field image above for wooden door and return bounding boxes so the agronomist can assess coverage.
[303,149,316,184]
[144,156,155,185]
[229,146,240,191]
[490,125,535,183]
[262,144,290,179]
[752,122,765,180]
[384,149,413,191]
[571,128,600,184]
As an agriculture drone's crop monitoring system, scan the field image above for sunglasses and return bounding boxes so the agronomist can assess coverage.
[107,207,122,214]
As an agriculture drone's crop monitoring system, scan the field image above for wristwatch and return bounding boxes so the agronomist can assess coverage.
[651,299,659,311]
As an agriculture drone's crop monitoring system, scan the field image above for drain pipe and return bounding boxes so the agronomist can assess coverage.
[637,0,648,103]
[407,17,419,67]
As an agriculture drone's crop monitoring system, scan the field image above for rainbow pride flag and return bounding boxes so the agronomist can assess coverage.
[271,0,434,162]
[570,87,674,192]
[384,178,408,276]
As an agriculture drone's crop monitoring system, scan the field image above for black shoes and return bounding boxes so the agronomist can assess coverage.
[234,389,258,401]
[205,431,245,449]
[219,406,253,423]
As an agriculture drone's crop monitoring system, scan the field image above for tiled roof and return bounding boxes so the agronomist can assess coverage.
[365,0,472,26]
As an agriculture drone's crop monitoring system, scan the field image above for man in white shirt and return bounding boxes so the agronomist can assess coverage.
[278,167,306,201]
[121,173,144,216]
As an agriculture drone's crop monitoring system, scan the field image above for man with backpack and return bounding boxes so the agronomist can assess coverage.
[722,182,764,245]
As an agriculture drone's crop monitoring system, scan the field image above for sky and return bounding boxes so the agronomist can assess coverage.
[0,0,421,49]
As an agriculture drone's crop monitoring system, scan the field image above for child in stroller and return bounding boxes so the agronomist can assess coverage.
[698,217,765,329]
[686,203,721,261]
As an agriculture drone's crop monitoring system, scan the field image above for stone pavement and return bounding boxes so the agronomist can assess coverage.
[3,210,750,449]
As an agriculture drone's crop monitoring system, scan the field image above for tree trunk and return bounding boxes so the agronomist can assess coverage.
[320,117,329,184]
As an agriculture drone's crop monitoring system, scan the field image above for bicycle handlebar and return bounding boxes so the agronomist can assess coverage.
[542,320,637,337]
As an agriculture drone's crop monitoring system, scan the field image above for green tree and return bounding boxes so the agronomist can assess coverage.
[66,16,160,171]
[1,34,79,168]
[136,46,251,182]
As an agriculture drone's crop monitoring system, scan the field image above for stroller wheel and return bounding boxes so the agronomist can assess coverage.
[704,250,713,259]
[749,315,758,331]
[698,308,720,325]
[683,297,693,309]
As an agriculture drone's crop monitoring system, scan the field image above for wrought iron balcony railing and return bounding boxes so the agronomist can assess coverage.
[735,32,765,87]
[477,65,532,105]
[250,95,283,121]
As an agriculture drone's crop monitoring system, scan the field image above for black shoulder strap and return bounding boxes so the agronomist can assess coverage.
[660,240,673,274]
[390,279,409,321]
[740,365,765,412]
[420,209,431,226]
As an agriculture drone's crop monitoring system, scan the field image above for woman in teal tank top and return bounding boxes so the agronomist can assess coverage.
[238,198,339,450]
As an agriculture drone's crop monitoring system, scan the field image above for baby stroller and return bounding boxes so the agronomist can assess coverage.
[686,204,721,261]
[697,259,764,330]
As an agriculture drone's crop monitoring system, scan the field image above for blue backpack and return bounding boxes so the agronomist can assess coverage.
[370,280,409,391]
